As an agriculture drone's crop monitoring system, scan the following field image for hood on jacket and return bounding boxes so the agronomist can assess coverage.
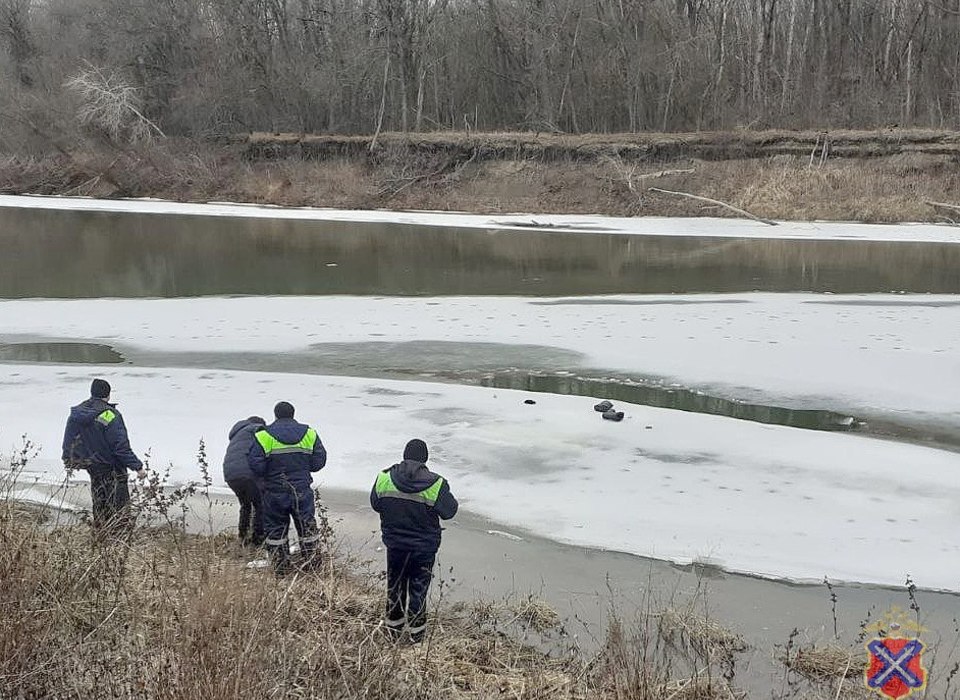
[267,418,310,445]
[70,398,112,425]
[389,459,440,493]
[229,419,262,441]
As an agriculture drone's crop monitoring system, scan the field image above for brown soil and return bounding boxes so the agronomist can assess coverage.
[3,130,960,223]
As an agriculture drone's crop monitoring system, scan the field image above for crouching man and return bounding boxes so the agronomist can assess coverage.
[222,415,267,546]
[370,439,458,643]
[248,401,327,574]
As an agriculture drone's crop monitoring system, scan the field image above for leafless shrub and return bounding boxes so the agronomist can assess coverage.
[1,439,754,700]
[65,64,165,144]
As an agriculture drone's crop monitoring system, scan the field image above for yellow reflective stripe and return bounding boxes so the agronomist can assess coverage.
[375,471,396,495]
[299,428,318,451]
[255,428,317,455]
[254,430,276,453]
[96,409,116,426]
[421,478,444,504]
[375,472,443,506]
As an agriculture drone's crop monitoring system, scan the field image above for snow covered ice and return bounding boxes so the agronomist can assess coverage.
[0,293,957,418]
[0,293,958,590]
[4,193,960,243]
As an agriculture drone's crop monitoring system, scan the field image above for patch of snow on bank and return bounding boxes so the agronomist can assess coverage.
[9,486,81,511]
[3,193,960,242]
[1,364,958,591]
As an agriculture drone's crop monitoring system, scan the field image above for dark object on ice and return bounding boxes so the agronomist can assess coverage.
[524,399,536,405]
[594,400,614,412]
[644,425,653,430]
[602,409,625,422]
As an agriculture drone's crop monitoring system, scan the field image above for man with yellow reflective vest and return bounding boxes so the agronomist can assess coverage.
[248,401,327,574]
[370,439,458,643]
[62,378,147,531]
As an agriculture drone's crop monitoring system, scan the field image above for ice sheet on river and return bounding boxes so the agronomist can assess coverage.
[1,294,957,417]
[1,364,958,591]
[3,193,960,243]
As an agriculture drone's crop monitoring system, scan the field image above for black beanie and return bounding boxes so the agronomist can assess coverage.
[403,439,429,463]
[90,378,111,399]
[274,401,295,419]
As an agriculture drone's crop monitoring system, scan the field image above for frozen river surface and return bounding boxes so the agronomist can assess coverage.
[1,292,959,590]
[1,293,958,421]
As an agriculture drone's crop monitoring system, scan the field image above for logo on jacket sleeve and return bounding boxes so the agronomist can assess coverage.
[864,607,927,700]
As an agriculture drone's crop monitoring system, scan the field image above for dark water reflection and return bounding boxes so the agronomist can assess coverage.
[1,336,954,449]
[460,369,861,432]
[2,206,959,297]
[0,342,124,364]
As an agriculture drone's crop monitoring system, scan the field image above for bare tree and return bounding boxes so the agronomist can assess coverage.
[4,0,960,141]
[65,65,165,143]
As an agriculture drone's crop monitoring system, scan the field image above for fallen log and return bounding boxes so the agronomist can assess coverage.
[925,199,960,212]
[648,187,778,225]
[635,167,696,180]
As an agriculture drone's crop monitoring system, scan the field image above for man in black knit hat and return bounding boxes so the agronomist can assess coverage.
[249,401,327,574]
[370,438,458,643]
[62,378,146,532]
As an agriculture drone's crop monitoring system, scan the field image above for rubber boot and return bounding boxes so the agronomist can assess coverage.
[266,539,292,576]
[384,616,405,641]
[298,533,323,572]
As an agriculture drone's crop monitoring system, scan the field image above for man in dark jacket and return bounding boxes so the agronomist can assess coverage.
[248,401,327,574]
[222,415,267,546]
[62,378,146,531]
[370,439,458,643]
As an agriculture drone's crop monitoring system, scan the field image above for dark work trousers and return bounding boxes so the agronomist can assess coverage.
[226,476,264,545]
[385,548,436,642]
[262,482,321,573]
[88,466,132,533]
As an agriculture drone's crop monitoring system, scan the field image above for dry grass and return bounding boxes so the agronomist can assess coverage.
[2,441,955,700]
[776,643,874,700]
[779,643,860,680]
[659,609,748,660]
[0,509,587,699]
[2,131,960,222]
[0,443,745,700]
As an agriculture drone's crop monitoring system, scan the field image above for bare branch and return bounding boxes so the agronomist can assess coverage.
[925,199,960,211]
[648,187,778,226]
[65,65,165,144]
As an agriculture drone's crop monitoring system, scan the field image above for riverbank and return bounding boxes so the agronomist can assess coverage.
[4,131,960,223]
[11,479,960,699]
[0,489,607,700]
